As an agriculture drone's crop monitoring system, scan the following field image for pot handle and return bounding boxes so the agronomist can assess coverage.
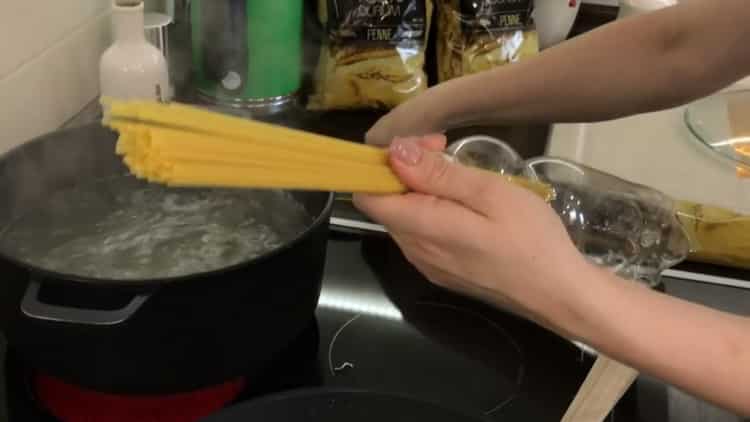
[21,281,150,326]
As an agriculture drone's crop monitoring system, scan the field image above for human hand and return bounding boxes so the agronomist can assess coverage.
[364,72,508,146]
[365,88,450,146]
[353,135,602,335]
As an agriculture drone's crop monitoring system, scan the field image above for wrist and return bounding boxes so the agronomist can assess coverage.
[375,92,447,141]
[528,258,626,345]
[429,79,476,131]
[558,263,657,353]
[435,72,518,130]
[411,78,482,133]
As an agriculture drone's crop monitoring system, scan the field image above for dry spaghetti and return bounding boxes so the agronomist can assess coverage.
[101,98,555,199]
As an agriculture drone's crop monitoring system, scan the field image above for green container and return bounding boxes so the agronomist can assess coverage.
[190,0,303,105]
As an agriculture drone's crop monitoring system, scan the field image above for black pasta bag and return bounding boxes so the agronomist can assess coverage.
[308,0,434,110]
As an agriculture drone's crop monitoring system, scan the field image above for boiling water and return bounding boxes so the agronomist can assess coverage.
[0,176,313,280]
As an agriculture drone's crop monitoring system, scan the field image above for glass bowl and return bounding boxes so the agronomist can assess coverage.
[684,89,750,172]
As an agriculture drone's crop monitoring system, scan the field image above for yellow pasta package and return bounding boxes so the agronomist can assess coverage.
[308,0,434,110]
[437,0,539,82]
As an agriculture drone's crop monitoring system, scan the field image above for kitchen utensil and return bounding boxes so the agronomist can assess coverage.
[532,0,582,49]
[199,388,492,422]
[144,12,174,99]
[0,123,333,394]
[143,0,173,16]
[684,89,750,172]
[144,12,171,57]
[144,12,172,59]
[560,355,640,422]
[100,1,170,101]
[189,0,303,109]
[618,0,677,18]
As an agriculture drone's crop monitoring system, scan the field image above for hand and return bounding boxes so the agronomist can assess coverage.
[353,136,602,335]
[355,137,750,416]
[365,90,448,146]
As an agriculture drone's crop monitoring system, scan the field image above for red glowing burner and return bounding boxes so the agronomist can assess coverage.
[33,374,245,422]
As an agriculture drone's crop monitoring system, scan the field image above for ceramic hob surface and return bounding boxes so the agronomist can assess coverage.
[1,238,747,422]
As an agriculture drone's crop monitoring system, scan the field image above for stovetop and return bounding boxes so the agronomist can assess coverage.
[1,234,748,422]
[317,237,750,422]
[35,41,750,417]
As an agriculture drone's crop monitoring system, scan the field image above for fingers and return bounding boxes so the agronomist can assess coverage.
[365,113,396,146]
[387,137,521,217]
[389,135,446,153]
[391,234,524,316]
[365,102,446,147]
[353,134,455,237]
[417,134,447,152]
[354,191,480,238]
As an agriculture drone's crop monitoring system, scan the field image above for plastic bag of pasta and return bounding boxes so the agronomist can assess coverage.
[437,0,539,82]
[308,0,434,110]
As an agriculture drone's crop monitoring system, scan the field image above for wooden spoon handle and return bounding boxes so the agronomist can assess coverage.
[561,355,639,422]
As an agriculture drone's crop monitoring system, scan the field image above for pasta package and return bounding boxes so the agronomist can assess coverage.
[437,0,539,82]
[308,0,434,110]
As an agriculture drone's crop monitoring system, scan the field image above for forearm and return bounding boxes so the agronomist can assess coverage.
[386,0,750,134]
[561,266,750,416]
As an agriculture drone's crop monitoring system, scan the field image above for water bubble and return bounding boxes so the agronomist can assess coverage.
[0,177,312,280]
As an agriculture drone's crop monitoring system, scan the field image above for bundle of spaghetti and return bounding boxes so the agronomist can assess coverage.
[100,98,554,199]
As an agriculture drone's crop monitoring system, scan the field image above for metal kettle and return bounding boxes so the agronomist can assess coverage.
[179,0,304,108]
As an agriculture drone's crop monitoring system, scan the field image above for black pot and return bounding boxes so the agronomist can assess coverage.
[0,124,333,394]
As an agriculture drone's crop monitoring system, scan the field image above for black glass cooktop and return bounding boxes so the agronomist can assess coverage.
[2,235,747,422]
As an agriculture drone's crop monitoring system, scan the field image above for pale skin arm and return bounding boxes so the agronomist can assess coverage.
[354,137,750,416]
[367,0,750,144]
[358,0,750,413]
[566,263,750,416]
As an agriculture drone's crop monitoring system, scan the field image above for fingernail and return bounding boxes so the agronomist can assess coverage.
[390,137,423,166]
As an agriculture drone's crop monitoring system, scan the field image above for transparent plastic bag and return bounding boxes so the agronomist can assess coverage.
[437,0,539,82]
[448,136,691,286]
[308,0,434,111]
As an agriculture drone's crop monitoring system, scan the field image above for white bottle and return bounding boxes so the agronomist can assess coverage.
[618,0,678,18]
[100,0,170,101]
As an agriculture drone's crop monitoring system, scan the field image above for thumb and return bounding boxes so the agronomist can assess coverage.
[388,137,511,215]
[365,113,396,146]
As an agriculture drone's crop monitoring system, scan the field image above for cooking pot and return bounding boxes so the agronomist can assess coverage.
[0,123,333,394]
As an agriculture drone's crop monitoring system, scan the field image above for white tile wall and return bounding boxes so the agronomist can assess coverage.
[0,1,110,80]
[0,1,113,153]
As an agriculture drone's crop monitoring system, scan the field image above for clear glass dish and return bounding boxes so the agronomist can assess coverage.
[684,89,750,171]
